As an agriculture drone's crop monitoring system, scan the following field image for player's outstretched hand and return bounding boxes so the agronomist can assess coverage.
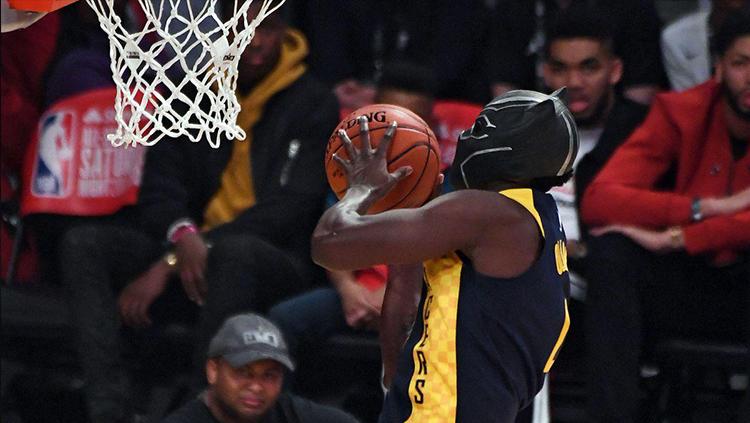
[332,116,412,200]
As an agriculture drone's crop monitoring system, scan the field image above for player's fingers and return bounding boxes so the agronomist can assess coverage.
[337,129,357,159]
[358,116,372,154]
[377,121,398,158]
[391,166,413,181]
[332,153,350,171]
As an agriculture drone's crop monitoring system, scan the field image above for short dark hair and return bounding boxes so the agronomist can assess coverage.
[544,5,615,58]
[376,60,438,98]
[711,6,750,57]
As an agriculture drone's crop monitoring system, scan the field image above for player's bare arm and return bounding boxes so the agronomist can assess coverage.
[380,263,423,388]
[311,117,541,276]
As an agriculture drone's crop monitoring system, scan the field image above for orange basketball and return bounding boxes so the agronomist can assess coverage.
[325,104,441,214]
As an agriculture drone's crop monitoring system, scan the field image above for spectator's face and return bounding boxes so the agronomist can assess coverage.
[716,35,750,120]
[238,3,286,88]
[376,88,436,127]
[207,358,284,420]
[543,38,622,126]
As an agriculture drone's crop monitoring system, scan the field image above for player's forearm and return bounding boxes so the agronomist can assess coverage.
[380,263,423,388]
[311,186,378,268]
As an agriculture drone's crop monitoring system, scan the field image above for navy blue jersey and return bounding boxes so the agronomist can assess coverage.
[380,188,570,423]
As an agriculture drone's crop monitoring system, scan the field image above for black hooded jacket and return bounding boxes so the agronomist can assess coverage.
[137,72,339,276]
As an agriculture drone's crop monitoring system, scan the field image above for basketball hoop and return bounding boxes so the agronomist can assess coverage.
[85,0,286,148]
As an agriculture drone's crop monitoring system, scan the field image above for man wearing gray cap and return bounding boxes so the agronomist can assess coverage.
[161,313,358,423]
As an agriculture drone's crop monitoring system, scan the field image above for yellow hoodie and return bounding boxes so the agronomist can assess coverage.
[203,29,308,230]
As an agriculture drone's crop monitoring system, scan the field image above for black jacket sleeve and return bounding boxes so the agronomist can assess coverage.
[137,137,193,242]
[205,91,339,246]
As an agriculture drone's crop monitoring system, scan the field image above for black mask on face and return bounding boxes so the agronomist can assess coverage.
[450,88,579,189]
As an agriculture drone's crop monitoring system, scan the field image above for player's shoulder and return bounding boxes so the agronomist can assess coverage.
[437,189,541,275]
[426,189,535,225]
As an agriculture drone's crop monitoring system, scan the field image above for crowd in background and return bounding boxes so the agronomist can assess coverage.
[1,0,749,422]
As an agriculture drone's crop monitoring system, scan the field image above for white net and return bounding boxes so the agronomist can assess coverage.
[85,0,285,148]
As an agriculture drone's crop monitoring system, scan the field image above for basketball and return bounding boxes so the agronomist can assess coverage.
[325,104,441,214]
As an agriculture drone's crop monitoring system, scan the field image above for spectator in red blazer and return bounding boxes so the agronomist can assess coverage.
[580,11,750,423]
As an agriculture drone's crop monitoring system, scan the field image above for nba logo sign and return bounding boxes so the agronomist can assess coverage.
[32,111,76,197]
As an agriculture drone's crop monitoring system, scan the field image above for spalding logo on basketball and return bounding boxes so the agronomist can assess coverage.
[325,104,441,214]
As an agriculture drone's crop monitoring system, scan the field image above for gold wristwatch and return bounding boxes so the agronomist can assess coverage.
[667,227,684,250]
[163,251,178,267]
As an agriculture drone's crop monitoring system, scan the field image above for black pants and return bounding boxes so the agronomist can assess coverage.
[584,233,749,423]
[59,225,309,422]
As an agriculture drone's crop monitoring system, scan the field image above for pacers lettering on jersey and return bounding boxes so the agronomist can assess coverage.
[413,293,433,404]
[554,240,568,275]
[406,255,461,422]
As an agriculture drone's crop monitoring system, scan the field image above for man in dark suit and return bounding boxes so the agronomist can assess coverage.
[539,12,650,422]
[541,7,649,290]
[492,0,665,105]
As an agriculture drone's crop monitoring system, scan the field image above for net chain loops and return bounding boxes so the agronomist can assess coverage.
[85,0,285,148]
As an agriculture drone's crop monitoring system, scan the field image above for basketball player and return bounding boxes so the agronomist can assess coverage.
[312,88,578,422]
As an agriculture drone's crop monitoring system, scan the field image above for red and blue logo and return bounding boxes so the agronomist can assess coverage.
[31,110,76,197]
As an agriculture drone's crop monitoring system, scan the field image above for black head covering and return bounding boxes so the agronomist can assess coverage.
[450,88,579,189]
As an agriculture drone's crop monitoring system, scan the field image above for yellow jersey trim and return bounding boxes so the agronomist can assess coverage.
[498,188,545,237]
[543,299,570,373]
[406,253,463,422]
